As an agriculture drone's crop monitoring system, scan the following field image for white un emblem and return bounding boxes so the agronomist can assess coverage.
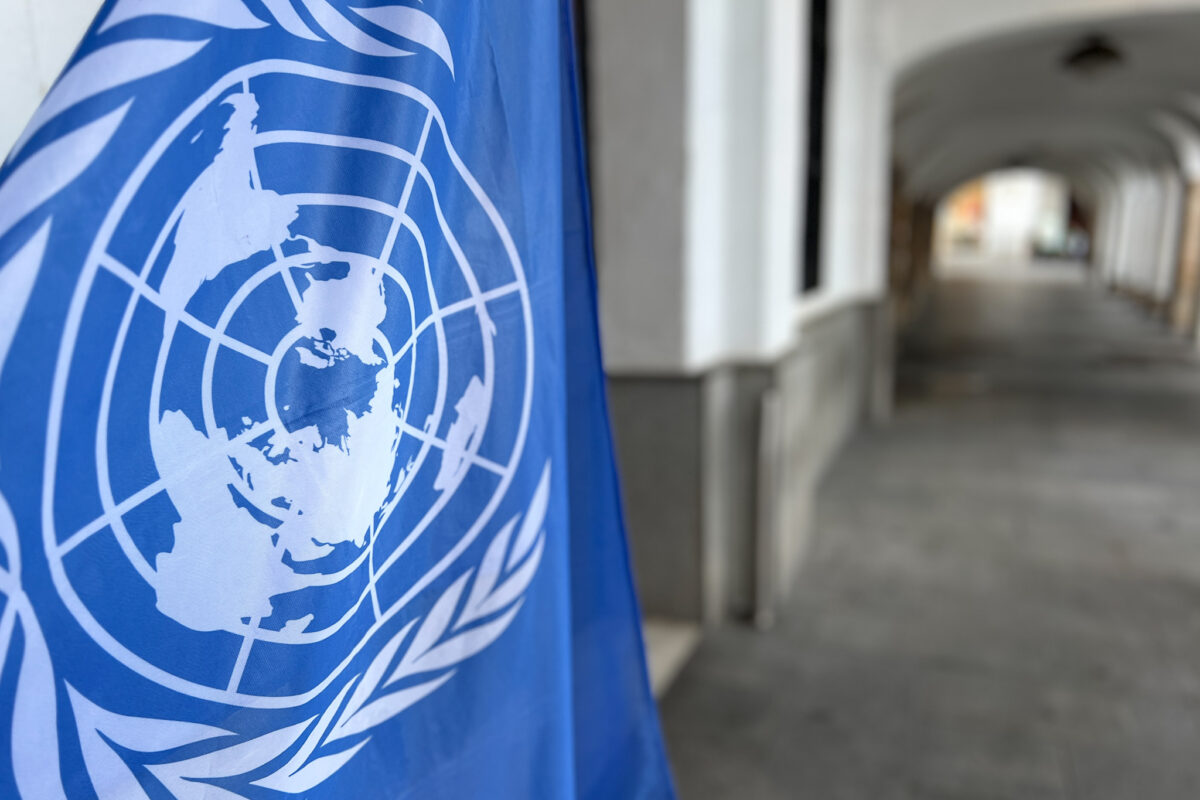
[41,63,536,708]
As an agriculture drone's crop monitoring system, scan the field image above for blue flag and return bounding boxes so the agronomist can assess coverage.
[0,1,674,797]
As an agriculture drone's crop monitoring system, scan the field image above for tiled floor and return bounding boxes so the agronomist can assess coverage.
[660,273,1200,799]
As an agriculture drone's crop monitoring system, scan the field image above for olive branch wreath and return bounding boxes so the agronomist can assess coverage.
[68,464,550,800]
[0,461,550,799]
[0,3,550,797]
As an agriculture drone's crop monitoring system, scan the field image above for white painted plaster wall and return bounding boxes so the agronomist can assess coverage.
[1156,111,1200,181]
[1090,166,1129,284]
[881,0,1200,74]
[1130,170,1167,295]
[0,0,103,158]
[685,0,805,370]
[1096,188,1115,283]
[758,0,806,358]
[1112,168,1166,294]
[1154,167,1183,300]
[808,0,890,316]
[684,0,741,371]
[588,0,690,372]
[1112,168,1141,286]
[593,0,805,374]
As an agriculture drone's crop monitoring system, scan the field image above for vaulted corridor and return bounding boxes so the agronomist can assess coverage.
[660,272,1200,799]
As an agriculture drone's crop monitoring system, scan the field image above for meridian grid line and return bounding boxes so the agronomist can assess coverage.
[388,280,523,369]
[99,255,273,366]
[59,419,275,557]
[227,614,262,691]
[381,109,434,264]
[243,77,304,311]
[399,422,506,477]
[366,109,435,621]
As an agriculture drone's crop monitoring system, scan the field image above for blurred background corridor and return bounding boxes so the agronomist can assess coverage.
[577,0,1200,797]
[663,273,1200,798]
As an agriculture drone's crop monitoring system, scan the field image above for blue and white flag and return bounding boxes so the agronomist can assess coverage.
[0,2,674,797]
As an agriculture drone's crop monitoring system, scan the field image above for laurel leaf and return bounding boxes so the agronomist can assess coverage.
[508,461,551,569]
[155,783,246,800]
[0,605,15,680]
[9,39,208,159]
[146,717,312,797]
[297,0,414,57]
[67,684,233,755]
[68,680,230,800]
[0,102,130,242]
[261,0,324,40]
[261,740,368,792]
[99,0,268,33]
[336,618,416,728]
[350,5,454,75]
[396,571,471,673]
[456,515,518,630]
[400,602,523,678]
[13,605,67,800]
[464,536,543,625]
[0,221,49,378]
[252,679,355,791]
[329,672,453,741]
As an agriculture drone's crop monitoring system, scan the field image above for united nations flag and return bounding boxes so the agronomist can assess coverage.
[0,2,674,797]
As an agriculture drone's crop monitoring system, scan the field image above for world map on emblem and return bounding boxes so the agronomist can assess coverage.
[41,63,535,706]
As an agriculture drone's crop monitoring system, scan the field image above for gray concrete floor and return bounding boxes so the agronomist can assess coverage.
[659,273,1200,800]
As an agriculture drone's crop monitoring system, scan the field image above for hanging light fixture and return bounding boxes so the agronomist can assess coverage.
[1062,34,1124,77]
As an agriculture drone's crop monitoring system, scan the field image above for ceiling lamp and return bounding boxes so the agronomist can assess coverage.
[1062,34,1124,77]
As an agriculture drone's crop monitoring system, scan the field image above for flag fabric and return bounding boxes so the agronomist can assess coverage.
[0,1,675,797]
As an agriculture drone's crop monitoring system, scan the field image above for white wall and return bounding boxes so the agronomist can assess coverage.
[758,0,806,356]
[1114,168,1163,295]
[0,0,103,158]
[880,0,1200,74]
[1110,166,1171,295]
[685,0,805,370]
[593,0,806,374]
[684,0,743,371]
[1155,167,1184,300]
[589,0,690,372]
[807,0,890,317]
[1093,170,1123,279]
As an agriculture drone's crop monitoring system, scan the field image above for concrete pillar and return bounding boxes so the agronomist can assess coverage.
[1092,180,1121,282]
[587,0,689,372]
[1171,182,1200,335]
[589,0,812,624]
[886,167,915,318]
[1111,168,1162,296]
[591,0,888,625]
[1152,170,1182,304]
[1129,173,1160,295]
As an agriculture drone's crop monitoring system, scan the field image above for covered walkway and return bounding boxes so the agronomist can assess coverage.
[660,273,1200,799]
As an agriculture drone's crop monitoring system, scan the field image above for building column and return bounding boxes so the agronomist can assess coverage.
[1171,182,1200,336]
[588,0,808,625]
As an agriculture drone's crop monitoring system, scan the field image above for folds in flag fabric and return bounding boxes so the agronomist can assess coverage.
[0,1,675,797]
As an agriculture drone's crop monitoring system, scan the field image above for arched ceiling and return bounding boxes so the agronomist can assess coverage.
[894,10,1200,200]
